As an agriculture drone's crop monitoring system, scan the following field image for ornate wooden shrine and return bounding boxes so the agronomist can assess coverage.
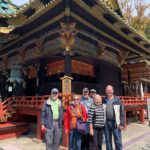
[0,0,150,147]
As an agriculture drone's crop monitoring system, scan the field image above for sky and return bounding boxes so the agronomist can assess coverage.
[12,0,29,6]
[12,0,150,15]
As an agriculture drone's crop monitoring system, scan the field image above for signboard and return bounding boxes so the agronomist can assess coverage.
[60,76,73,94]
[147,98,150,123]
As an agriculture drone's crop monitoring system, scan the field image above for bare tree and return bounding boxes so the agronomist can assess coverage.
[118,0,150,36]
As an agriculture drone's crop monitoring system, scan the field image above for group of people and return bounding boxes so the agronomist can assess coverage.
[41,85,125,150]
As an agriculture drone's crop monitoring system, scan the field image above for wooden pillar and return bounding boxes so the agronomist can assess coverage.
[64,54,72,77]
[0,102,4,118]
[140,108,145,124]
[38,61,46,91]
[37,113,42,140]
[124,110,127,129]
[60,76,73,149]
[140,81,144,97]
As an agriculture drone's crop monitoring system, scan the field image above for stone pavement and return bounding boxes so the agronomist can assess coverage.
[0,121,149,150]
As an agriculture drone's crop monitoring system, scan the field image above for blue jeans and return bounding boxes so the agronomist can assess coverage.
[69,128,82,150]
[104,120,122,150]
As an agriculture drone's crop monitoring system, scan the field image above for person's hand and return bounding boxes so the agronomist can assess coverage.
[41,125,46,133]
[77,114,82,120]
[89,128,94,136]
[118,125,124,131]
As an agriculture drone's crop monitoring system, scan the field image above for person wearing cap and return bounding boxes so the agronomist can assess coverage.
[90,89,97,100]
[80,87,93,150]
[41,88,63,150]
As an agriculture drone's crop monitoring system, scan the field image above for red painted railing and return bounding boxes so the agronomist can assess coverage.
[120,96,147,106]
[0,94,149,139]
[0,95,149,114]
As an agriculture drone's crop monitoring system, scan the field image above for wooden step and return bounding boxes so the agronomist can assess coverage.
[0,122,29,140]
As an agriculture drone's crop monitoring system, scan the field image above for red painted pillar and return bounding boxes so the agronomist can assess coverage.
[61,110,69,147]
[61,98,70,148]
[37,113,42,140]
[140,108,145,124]
[0,102,4,118]
[124,110,127,129]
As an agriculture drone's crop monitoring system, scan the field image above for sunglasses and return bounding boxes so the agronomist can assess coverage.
[52,92,58,94]
[74,98,80,101]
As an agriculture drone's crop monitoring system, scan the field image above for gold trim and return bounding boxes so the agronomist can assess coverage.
[0,27,14,34]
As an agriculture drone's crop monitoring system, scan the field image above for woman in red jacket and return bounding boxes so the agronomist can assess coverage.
[66,94,87,150]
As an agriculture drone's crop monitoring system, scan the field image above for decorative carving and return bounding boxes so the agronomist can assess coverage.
[60,22,76,52]
[18,47,25,64]
[97,42,106,58]
[118,51,129,67]
[65,8,71,16]
[35,39,44,57]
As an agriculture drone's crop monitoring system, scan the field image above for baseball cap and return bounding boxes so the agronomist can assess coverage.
[83,87,89,92]
[90,89,96,93]
[51,88,59,94]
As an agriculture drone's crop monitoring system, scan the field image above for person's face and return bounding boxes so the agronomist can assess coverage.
[83,91,89,97]
[51,92,58,100]
[73,95,80,106]
[106,86,114,97]
[90,92,96,97]
[94,95,102,105]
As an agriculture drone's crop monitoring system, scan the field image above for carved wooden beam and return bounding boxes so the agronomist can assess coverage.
[60,22,76,52]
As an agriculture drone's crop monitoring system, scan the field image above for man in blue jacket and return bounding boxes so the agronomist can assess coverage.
[80,87,93,150]
[41,88,63,150]
[103,85,124,150]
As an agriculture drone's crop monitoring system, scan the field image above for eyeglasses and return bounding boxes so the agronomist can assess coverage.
[52,92,58,94]
[74,98,79,101]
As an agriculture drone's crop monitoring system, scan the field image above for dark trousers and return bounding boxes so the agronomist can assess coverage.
[81,134,90,150]
[91,128,103,150]
[69,128,82,150]
[104,120,122,150]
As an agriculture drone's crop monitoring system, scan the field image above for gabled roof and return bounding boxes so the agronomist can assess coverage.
[0,0,149,63]
[0,0,19,17]
[103,0,122,16]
